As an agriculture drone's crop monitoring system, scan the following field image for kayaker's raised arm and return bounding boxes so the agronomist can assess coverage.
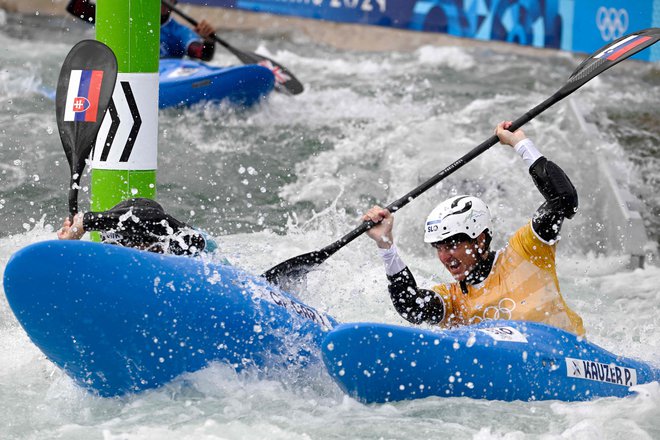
[363,206,446,325]
[495,120,578,243]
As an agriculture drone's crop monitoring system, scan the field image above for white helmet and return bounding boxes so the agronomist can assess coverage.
[424,195,492,243]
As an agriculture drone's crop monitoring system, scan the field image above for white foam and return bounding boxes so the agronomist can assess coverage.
[416,45,476,70]
[1,14,658,440]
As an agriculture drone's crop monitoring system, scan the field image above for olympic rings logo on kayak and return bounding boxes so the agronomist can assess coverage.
[596,7,628,41]
[481,297,517,321]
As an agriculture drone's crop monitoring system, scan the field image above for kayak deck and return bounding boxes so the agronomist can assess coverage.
[158,58,275,108]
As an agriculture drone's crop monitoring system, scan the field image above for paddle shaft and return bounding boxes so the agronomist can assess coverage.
[69,176,80,218]
[316,91,564,259]
[262,27,659,283]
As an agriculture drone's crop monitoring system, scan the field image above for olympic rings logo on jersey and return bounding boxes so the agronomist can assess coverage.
[596,7,628,41]
[481,297,517,321]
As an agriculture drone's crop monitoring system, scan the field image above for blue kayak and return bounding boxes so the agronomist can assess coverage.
[3,240,335,396]
[158,59,275,108]
[3,240,658,400]
[322,321,660,403]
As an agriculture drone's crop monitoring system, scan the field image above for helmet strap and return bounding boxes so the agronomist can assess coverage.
[463,249,495,289]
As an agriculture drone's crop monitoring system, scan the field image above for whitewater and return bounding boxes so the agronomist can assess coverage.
[1,10,659,440]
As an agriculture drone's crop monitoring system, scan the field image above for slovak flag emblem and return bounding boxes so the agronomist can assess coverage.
[63,69,104,122]
[72,96,90,113]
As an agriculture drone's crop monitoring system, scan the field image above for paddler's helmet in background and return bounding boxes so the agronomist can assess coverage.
[424,195,492,245]
[161,0,177,25]
[82,198,205,255]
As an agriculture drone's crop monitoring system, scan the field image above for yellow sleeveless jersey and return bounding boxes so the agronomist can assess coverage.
[432,222,585,336]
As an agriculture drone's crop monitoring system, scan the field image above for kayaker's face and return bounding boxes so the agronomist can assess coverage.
[433,236,482,281]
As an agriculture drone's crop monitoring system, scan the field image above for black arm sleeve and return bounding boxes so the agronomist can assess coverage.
[82,210,121,231]
[83,208,175,237]
[83,210,206,255]
[387,267,445,325]
[66,0,96,24]
[529,157,579,242]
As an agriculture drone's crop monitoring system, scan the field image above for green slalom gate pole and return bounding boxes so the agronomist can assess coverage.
[90,0,160,239]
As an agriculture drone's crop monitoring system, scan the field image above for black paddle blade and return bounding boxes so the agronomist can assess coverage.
[56,39,118,217]
[222,44,305,95]
[253,54,304,96]
[262,250,328,285]
[564,28,659,95]
[214,41,304,95]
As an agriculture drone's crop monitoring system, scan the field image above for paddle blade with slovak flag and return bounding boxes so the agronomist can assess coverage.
[563,28,659,95]
[55,39,118,218]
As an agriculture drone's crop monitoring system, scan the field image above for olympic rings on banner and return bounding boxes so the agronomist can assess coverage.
[596,7,628,41]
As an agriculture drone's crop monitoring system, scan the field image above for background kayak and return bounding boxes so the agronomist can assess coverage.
[158,58,275,109]
[34,58,277,108]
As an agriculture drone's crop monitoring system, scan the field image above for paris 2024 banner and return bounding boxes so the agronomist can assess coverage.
[183,0,659,61]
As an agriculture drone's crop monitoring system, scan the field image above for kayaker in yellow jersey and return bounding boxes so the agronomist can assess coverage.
[363,121,585,336]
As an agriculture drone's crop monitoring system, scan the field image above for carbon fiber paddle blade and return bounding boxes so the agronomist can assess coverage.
[235,50,304,95]
[262,250,328,285]
[565,28,659,94]
[55,39,118,215]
